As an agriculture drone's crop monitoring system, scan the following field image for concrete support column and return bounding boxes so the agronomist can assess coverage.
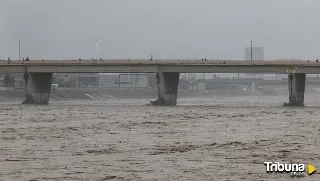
[288,73,306,106]
[152,72,180,106]
[22,73,53,105]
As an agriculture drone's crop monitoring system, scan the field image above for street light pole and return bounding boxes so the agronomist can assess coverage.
[173,40,176,59]
[19,41,21,61]
[250,41,253,61]
[96,40,99,60]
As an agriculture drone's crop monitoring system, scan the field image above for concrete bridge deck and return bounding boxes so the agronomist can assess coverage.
[0,59,320,73]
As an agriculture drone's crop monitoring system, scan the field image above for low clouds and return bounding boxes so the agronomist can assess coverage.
[0,0,319,60]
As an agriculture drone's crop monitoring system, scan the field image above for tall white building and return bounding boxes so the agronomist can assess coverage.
[243,46,264,79]
[245,47,264,61]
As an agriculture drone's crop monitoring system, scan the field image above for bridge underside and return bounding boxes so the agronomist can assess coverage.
[22,73,52,105]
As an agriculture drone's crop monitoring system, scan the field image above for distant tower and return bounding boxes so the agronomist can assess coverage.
[244,46,264,79]
[245,47,264,61]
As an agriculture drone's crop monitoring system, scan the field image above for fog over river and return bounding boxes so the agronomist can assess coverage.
[0,95,319,180]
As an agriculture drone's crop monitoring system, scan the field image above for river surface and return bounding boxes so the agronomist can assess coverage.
[0,95,319,181]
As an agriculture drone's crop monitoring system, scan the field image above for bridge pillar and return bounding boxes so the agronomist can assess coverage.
[152,72,180,106]
[22,73,53,105]
[287,73,306,106]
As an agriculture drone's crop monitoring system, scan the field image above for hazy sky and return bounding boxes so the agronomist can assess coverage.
[1,0,320,60]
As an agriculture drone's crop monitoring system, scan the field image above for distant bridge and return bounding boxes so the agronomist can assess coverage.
[1,59,314,106]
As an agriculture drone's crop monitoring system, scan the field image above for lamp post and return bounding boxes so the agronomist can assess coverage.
[250,41,256,79]
[19,41,21,61]
[96,40,99,60]
[173,40,176,59]
[250,41,253,61]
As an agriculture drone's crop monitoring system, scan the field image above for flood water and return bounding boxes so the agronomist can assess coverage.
[0,95,319,180]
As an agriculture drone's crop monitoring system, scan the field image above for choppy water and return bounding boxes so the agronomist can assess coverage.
[0,95,319,181]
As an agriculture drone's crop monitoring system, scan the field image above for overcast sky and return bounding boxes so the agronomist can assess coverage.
[1,0,320,60]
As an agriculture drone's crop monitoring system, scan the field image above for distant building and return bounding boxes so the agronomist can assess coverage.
[243,46,264,79]
[245,47,264,61]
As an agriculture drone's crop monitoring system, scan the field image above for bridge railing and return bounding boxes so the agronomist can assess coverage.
[0,59,318,66]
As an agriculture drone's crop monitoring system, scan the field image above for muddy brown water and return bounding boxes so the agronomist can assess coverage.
[0,95,319,181]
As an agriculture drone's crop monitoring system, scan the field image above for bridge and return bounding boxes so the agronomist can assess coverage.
[1,59,317,106]
[1,59,320,73]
